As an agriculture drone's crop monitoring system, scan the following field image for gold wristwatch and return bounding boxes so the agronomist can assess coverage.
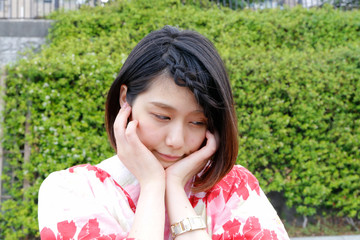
[170,216,206,238]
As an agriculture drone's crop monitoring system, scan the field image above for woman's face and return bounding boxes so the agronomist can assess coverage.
[121,74,208,169]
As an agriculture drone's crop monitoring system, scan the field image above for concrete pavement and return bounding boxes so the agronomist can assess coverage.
[291,235,360,240]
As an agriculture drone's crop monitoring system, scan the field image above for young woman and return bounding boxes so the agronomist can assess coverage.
[38,26,290,240]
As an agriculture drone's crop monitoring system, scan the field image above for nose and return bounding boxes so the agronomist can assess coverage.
[165,122,185,150]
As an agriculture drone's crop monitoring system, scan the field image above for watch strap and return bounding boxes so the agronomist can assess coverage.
[170,216,206,238]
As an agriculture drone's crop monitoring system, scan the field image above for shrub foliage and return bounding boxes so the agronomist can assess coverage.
[1,0,359,238]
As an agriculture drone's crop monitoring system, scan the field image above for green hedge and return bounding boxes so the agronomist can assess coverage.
[1,0,359,238]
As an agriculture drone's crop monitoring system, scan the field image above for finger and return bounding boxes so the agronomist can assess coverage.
[165,131,218,186]
[113,104,132,138]
[125,120,141,145]
[177,131,216,169]
[198,130,217,158]
[183,132,216,168]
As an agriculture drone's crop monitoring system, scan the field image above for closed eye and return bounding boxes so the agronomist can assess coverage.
[190,121,206,127]
[153,114,170,121]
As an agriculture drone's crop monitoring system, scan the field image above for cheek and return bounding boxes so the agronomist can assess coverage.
[131,107,161,149]
[187,130,207,152]
[136,120,162,149]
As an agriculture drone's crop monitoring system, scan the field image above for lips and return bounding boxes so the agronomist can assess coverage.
[155,151,182,162]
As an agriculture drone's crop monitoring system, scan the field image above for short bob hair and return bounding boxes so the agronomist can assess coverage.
[105,26,238,192]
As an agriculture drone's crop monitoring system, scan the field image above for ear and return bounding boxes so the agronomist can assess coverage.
[119,85,128,108]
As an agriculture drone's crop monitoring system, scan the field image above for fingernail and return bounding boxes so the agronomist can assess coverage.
[123,102,128,109]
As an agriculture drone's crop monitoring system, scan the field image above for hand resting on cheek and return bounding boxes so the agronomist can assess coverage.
[113,102,165,187]
[165,130,218,188]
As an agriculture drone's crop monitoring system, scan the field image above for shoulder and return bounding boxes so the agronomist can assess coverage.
[207,165,261,203]
[40,164,110,192]
[38,157,137,231]
[40,156,120,192]
[38,163,111,209]
[38,161,135,239]
[38,158,121,210]
[38,164,104,229]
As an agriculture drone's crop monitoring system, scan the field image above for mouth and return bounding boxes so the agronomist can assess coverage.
[154,151,182,162]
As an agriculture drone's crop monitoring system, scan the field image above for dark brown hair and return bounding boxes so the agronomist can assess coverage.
[105,26,238,192]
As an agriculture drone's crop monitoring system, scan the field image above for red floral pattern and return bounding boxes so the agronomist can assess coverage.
[189,194,202,208]
[221,219,242,239]
[40,219,118,240]
[113,180,136,213]
[243,217,278,240]
[39,156,289,240]
[207,166,260,203]
[213,216,279,240]
[69,164,111,183]
[206,166,286,239]
[68,164,136,213]
[57,221,76,240]
[40,227,56,240]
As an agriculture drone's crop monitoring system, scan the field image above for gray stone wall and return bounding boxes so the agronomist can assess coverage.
[0,36,46,67]
[0,19,52,68]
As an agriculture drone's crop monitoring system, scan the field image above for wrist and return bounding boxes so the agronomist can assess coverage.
[171,216,207,238]
[140,175,166,191]
[166,174,191,189]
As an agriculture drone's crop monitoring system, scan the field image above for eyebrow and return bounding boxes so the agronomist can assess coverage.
[149,101,204,113]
